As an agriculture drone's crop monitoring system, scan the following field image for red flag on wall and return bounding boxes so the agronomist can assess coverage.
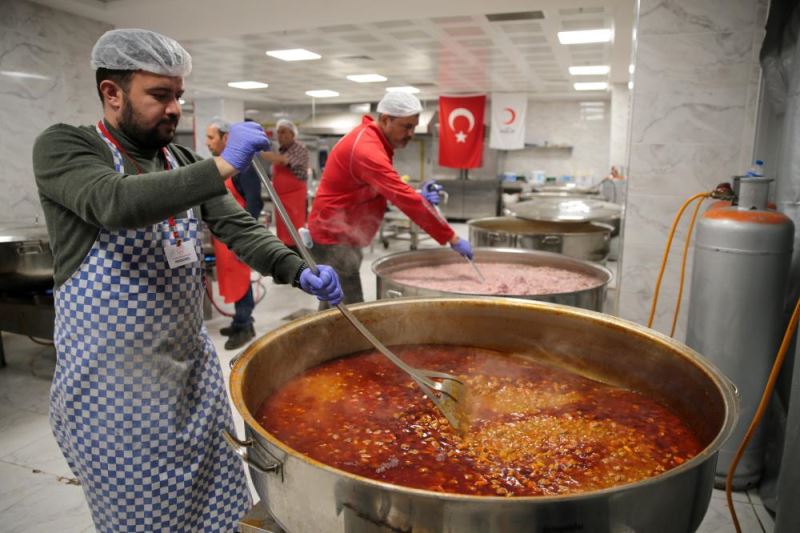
[438,95,486,169]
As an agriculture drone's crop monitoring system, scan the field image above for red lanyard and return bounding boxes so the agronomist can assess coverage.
[97,120,183,246]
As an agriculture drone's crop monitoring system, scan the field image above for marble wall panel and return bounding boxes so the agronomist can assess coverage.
[619,0,767,329]
[609,83,631,169]
[0,0,110,226]
[638,0,761,35]
[627,143,741,195]
[630,86,748,145]
[635,31,755,92]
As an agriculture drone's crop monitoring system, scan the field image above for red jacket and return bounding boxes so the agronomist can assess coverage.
[309,116,455,247]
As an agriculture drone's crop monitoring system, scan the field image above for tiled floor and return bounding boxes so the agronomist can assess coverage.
[0,224,773,532]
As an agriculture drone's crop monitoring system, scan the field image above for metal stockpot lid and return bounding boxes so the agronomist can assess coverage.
[511,197,622,223]
[0,225,50,244]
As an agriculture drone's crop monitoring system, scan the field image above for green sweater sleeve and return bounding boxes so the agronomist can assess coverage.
[201,194,305,285]
[33,123,227,228]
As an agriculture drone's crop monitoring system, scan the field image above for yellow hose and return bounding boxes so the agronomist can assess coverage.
[670,196,706,337]
[726,296,800,532]
[647,192,710,329]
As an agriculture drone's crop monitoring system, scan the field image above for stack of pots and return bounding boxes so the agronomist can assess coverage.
[471,196,623,263]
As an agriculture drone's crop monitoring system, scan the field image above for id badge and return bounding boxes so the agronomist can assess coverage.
[164,239,198,268]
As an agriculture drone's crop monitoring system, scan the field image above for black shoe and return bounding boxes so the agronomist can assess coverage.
[224,324,255,350]
[220,324,236,337]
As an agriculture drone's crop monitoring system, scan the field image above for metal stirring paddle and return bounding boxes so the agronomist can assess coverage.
[251,157,466,431]
[464,256,485,284]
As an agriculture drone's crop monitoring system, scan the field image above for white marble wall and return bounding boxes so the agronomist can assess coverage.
[609,83,631,170]
[0,0,111,226]
[501,99,611,182]
[619,0,767,338]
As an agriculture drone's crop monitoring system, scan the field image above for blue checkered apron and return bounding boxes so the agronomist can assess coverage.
[48,127,251,532]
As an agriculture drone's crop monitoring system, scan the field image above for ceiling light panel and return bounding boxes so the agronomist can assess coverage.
[558,29,613,45]
[266,48,321,61]
[346,74,387,83]
[305,89,339,97]
[569,65,610,75]
[227,81,269,89]
[574,82,608,91]
[386,86,420,93]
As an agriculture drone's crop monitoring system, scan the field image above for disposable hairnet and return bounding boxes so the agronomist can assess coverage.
[276,119,298,136]
[208,117,231,133]
[377,91,422,117]
[91,28,192,77]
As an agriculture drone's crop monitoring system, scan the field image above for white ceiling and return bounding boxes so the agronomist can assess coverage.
[34,0,635,112]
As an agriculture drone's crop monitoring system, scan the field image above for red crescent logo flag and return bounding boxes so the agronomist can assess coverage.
[438,95,486,169]
[490,93,527,150]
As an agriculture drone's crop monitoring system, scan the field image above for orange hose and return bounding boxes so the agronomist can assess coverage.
[670,196,706,337]
[648,192,710,329]
[726,296,800,532]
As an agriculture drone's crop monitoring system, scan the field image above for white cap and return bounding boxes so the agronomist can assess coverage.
[208,116,231,133]
[276,119,298,136]
[376,91,422,117]
[90,28,192,77]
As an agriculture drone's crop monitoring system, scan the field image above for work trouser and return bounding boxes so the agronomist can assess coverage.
[310,243,364,310]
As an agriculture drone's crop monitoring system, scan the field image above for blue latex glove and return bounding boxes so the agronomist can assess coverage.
[220,122,271,174]
[299,265,344,306]
[421,179,443,205]
[450,238,474,260]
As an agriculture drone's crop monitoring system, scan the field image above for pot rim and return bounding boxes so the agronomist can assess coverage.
[467,217,614,237]
[370,247,613,297]
[230,297,739,503]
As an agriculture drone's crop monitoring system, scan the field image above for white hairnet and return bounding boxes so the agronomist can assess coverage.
[377,91,422,117]
[276,119,298,136]
[91,28,192,77]
[208,117,230,133]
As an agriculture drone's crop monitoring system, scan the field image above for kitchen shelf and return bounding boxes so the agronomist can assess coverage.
[523,144,573,151]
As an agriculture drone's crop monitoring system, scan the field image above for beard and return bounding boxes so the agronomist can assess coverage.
[118,98,179,150]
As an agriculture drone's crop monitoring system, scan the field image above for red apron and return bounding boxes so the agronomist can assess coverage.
[272,163,307,246]
[212,178,251,303]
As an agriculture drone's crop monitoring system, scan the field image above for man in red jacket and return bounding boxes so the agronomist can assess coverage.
[308,92,473,307]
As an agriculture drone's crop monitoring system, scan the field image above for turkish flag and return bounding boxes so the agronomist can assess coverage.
[438,95,486,169]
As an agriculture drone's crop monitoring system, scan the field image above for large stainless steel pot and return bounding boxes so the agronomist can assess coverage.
[228,297,738,533]
[468,217,612,263]
[515,195,623,237]
[371,247,611,311]
[0,225,54,290]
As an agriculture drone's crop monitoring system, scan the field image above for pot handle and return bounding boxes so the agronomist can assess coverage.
[16,241,45,255]
[229,347,247,369]
[222,430,282,475]
[542,235,562,245]
[386,289,403,299]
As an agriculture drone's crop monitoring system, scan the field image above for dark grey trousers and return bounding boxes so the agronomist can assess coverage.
[310,244,364,310]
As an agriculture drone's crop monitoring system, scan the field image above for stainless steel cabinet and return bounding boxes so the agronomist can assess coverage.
[437,179,499,220]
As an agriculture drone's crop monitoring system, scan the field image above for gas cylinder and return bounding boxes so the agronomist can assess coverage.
[686,177,794,488]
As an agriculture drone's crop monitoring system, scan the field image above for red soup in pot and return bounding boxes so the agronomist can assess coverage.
[257,345,701,497]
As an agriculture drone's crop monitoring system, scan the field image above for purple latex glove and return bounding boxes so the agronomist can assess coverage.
[450,238,474,260]
[220,122,271,173]
[299,265,344,306]
[421,179,443,205]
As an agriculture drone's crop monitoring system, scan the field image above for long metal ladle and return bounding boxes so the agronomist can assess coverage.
[251,157,466,431]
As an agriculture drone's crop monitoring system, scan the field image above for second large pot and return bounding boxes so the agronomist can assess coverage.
[0,225,54,290]
[372,247,611,311]
[468,217,612,262]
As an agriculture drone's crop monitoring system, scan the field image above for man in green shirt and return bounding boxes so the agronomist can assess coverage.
[32,28,342,532]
